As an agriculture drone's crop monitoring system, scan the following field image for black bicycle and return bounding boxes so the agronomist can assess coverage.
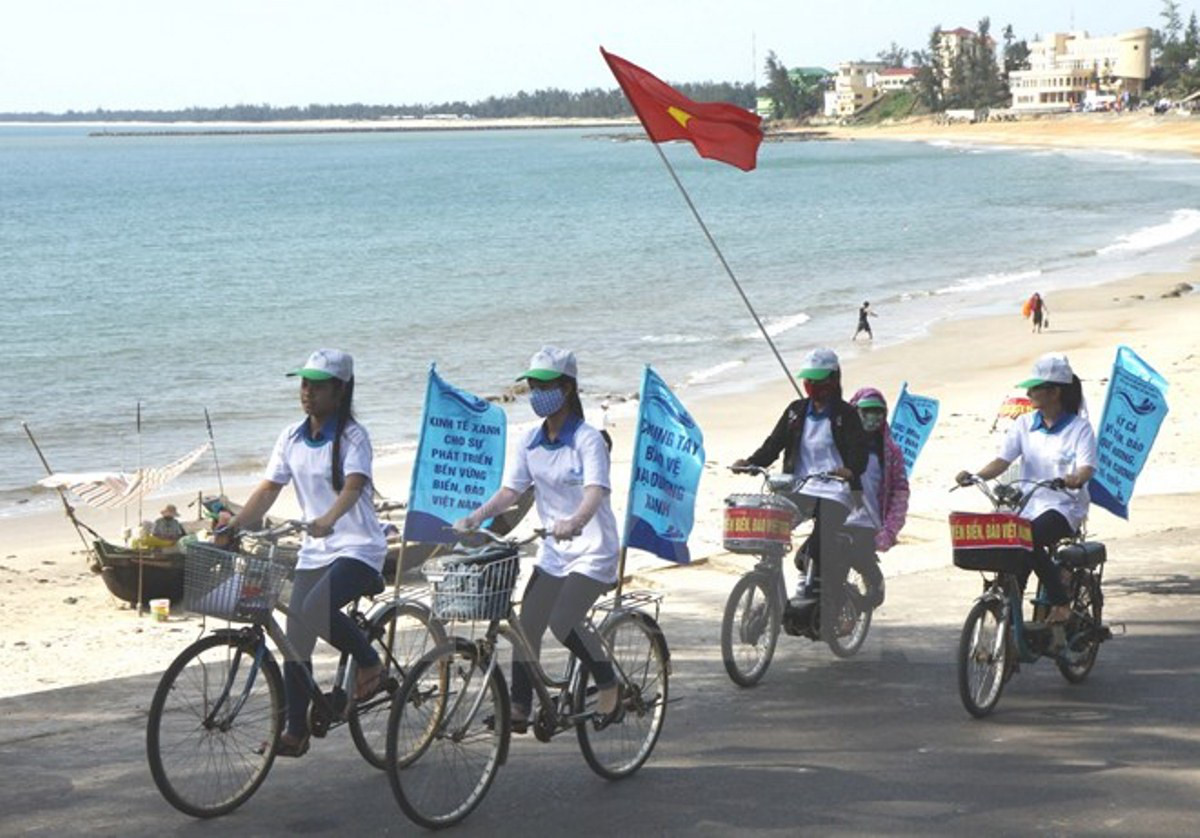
[146,521,444,817]
[952,477,1114,718]
[720,466,875,687]
[385,528,670,829]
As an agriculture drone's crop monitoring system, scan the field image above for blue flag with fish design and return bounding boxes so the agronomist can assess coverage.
[1088,346,1169,519]
[623,366,705,564]
[404,365,506,543]
[889,381,939,476]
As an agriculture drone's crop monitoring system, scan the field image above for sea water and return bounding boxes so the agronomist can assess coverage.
[3,124,1199,512]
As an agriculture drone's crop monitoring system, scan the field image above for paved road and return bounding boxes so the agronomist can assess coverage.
[2,528,1198,837]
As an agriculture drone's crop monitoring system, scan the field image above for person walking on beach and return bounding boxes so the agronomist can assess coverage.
[956,353,1096,624]
[853,301,876,341]
[732,348,868,628]
[223,349,387,757]
[455,346,624,731]
[1029,292,1048,333]
[844,387,910,608]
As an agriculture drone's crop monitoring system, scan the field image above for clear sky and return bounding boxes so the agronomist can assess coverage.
[0,1,1179,112]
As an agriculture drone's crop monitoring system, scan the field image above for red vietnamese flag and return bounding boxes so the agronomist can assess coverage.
[601,47,763,172]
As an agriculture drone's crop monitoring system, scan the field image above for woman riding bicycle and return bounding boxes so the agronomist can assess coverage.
[845,387,910,608]
[455,346,623,731]
[956,353,1097,624]
[732,347,868,600]
[224,349,387,757]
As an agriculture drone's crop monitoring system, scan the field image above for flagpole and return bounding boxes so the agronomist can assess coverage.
[651,143,804,400]
[204,408,225,498]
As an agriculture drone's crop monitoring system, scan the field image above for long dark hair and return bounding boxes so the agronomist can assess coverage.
[330,378,355,493]
[562,375,585,421]
[1060,375,1084,415]
[560,374,612,451]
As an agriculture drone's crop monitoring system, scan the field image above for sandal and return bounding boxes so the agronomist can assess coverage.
[592,687,625,731]
[593,701,625,731]
[355,663,384,701]
[483,712,529,734]
[1047,604,1072,625]
[272,733,310,758]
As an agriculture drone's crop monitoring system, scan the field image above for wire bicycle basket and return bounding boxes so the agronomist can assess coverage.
[183,540,290,623]
[424,544,520,622]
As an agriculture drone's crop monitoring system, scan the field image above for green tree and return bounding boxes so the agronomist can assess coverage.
[876,41,909,68]
[913,27,944,110]
[1001,23,1031,81]
[763,51,802,119]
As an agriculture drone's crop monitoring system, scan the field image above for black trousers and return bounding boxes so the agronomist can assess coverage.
[1023,509,1074,607]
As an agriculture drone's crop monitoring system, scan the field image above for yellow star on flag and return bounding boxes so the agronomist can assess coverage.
[668,105,692,129]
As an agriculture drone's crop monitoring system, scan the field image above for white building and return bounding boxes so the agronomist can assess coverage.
[1008,28,1152,111]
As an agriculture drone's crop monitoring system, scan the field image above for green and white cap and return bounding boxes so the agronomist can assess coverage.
[517,345,577,381]
[795,347,840,381]
[1016,353,1073,389]
[287,348,354,382]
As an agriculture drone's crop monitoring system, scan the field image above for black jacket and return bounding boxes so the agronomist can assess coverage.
[746,398,869,491]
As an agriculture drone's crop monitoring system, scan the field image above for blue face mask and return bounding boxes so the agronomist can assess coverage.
[530,386,567,418]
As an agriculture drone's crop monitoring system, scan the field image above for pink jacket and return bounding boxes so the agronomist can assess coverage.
[850,387,910,552]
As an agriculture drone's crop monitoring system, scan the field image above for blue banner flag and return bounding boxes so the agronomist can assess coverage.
[1088,346,1169,520]
[403,365,506,543]
[889,381,939,476]
[623,366,705,564]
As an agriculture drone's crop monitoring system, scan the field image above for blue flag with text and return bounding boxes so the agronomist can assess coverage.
[889,381,939,476]
[403,366,506,543]
[1088,346,1169,520]
[623,366,705,564]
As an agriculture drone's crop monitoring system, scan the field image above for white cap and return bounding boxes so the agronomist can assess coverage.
[1017,353,1074,389]
[516,345,578,381]
[288,348,354,382]
[796,347,840,381]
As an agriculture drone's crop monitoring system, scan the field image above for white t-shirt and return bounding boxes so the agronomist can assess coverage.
[999,411,1098,531]
[265,418,387,573]
[846,451,882,531]
[793,409,852,509]
[503,417,620,584]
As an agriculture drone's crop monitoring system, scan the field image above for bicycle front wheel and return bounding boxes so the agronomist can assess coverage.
[576,611,670,780]
[386,639,508,829]
[957,599,1009,718]
[350,600,445,769]
[720,572,780,687]
[146,632,283,818]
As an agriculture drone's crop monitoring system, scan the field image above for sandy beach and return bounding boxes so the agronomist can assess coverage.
[822,110,1200,157]
[2,255,1194,698]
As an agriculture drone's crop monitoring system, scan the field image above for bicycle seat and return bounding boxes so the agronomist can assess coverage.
[363,573,386,597]
[1056,541,1106,569]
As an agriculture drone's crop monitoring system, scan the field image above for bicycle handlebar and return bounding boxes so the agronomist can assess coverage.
[232,519,308,541]
[953,476,1070,515]
[447,525,546,548]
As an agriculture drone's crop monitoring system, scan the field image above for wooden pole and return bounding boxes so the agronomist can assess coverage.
[21,422,96,563]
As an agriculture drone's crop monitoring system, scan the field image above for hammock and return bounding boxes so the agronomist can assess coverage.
[37,442,211,509]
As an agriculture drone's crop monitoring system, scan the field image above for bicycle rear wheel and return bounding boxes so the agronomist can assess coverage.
[350,601,445,769]
[827,568,873,659]
[576,611,670,780]
[386,639,508,829]
[146,632,283,818]
[720,572,780,687]
[957,599,1009,718]
[1058,570,1103,683]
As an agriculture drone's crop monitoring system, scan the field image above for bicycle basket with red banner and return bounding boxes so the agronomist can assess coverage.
[949,512,1033,573]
